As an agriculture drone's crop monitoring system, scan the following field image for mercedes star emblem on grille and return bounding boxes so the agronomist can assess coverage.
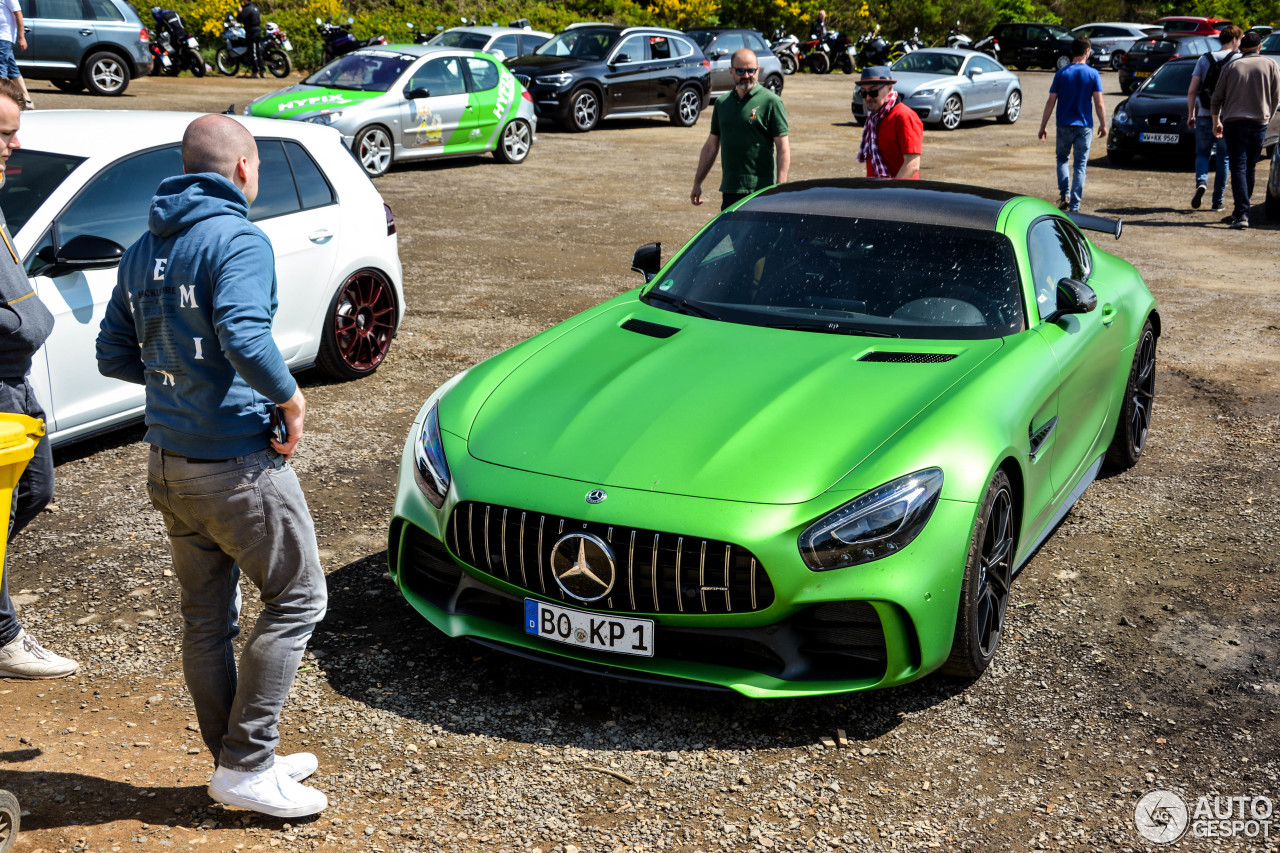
[585,489,607,504]
[550,533,616,601]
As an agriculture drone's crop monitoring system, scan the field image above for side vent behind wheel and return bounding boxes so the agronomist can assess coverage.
[859,352,957,364]
[621,318,680,339]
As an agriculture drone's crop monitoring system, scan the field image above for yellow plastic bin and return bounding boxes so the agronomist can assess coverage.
[0,413,41,853]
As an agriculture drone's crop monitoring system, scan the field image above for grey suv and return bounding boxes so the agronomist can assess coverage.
[15,0,151,96]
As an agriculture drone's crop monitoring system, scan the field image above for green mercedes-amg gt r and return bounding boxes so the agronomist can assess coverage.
[388,179,1159,698]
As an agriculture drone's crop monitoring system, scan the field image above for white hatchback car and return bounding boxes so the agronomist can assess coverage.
[1,111,405,447]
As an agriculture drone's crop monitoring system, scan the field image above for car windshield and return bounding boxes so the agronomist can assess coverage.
[303,50,414,91]
[1142,60,1195,94]
[891,51,963,74]
[428,30,489,49]
[534,29,618,60]
[1159,20,1199,33]
[1263,33,1280,52]
[643,212,1025,340]
[0,150,85,235]
[1046,26,1071,39]
[685,29,715,48]
[1131,38,1177,55]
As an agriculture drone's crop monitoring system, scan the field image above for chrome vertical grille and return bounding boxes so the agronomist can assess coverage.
[446,501,774,615]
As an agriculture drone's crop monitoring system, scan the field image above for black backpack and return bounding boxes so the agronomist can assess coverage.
[1199,50,1239,109]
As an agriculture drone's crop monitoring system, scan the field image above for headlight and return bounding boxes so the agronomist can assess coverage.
[304,111,343,125]
[534,72,573,87]
[912,87,941,98]
[1114,108,1129,124]
[412,371,468,508]
[798,469,944,571]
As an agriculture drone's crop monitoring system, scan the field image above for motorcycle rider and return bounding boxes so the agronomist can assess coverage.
[809,10,827,42]
[237,0,263,78]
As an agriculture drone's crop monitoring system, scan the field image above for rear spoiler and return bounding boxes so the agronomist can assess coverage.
[1066,211,1123,240]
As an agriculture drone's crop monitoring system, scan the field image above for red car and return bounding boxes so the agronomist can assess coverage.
[1152,17,1232,36]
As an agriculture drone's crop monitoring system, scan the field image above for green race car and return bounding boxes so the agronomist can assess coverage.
[245,45,535,177]
[388,179,1159,698]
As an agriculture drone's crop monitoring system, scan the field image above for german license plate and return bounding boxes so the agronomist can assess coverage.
[525,599,654,657]
[1135,71,1150,78]
[1140,132,1180,144]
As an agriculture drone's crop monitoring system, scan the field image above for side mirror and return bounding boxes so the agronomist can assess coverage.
[315,16,322,25]
[1044,277,1097,323]
[967,67,984,77]
[404,86,429,99]
[41,235,125,277]
[613,53,631,64]
[632,242,661,282]
[489,48,505,61]
[709,48,728,58]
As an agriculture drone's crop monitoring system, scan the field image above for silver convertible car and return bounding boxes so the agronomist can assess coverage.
[246,45,537,177]
[851,48,1022,131]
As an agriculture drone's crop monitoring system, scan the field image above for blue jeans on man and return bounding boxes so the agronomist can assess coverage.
[1056,125,1093,212]
[1194,119,1229,209]
[1222,120,1266,222]
[0,41,19,79]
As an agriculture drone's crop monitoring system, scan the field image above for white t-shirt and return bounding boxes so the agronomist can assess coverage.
[0,0,22,45]
[1192,49,1239,117]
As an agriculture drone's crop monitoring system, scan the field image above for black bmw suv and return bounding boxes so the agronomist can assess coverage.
[505,24,711,132]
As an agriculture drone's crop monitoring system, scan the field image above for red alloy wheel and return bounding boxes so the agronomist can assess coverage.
[319,269,396,378]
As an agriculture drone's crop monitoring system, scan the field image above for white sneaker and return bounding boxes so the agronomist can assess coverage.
[274,752,318,782]
[0,629,79,679]
[208,764,327,818]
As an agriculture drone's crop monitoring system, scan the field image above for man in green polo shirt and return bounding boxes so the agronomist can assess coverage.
[691,48,790,210]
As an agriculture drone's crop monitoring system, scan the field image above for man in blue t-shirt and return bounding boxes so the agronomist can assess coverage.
[1037,37,1107,212]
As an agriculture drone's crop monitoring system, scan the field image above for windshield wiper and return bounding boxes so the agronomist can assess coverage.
[766,321,899,338]
[642,290,722,321]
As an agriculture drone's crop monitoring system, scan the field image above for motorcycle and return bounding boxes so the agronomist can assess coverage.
[216,15,292,77]
[317,17,388,65]
[825,30,856,74]
[404,22,434,44]
[146,27,173,75]
[944,21,972,49]
[854,25,892,70]
[799,34,832,74]
[972,32,1000,60]
[890,27,924,62]
[149,8,204,77]
[770,29,800,75]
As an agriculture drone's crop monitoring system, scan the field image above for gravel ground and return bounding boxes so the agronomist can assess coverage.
[1,69,1278,853]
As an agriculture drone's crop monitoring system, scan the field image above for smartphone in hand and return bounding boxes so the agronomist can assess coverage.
[271,406,288,445]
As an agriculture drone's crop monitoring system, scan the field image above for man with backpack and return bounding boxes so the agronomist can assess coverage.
[1211,29,1280,228]
[1186,25,1242,212]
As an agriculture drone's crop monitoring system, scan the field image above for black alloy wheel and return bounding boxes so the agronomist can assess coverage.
[1105,319,1156,469]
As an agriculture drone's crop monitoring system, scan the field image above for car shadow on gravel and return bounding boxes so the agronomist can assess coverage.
[311,554,972,754]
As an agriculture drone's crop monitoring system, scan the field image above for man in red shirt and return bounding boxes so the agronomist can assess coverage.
[856,66,922,179]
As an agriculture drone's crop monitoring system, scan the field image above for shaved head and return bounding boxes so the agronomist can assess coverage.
[182,114,257,178]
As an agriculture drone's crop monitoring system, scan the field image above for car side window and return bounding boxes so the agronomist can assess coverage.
[55,145,183,252]
[283,141,334,210]
[971,55,1001,73]
[489,34,518,58]
[650,36,672,60]
[671,36,693,57]
[1058,221,1092,280]
[1027,219,1087,319]
[464,56,499,92]
[38,0,84,19]
[408,56,466,97]
[521,34,548,54]
[612,34,647,63]
[745,32,768,53]
[84,0,123,21]
[248,140,300,222]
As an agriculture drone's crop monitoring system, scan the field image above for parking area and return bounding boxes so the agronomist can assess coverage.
[3,69,1278,852]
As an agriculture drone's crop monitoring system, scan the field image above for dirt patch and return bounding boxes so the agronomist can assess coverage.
[2,71,1278,852]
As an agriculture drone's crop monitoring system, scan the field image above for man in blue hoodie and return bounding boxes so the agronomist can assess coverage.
[96,114,327,819]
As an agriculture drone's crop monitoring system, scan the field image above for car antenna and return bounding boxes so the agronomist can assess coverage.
[223,104,236,115]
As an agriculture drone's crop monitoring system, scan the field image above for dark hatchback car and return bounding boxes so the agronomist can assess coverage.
[980,22,1074,70]
[685,27,784,98]
[1108,57,1280,164]
[1118,34,1220,93]
[505,24,710,132]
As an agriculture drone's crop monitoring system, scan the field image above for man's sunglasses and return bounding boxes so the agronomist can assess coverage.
[859,85,886,98]
[733,67,759,75]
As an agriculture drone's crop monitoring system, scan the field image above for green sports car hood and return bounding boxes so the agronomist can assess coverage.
[247,84,383,119]
[463,300,1004,505]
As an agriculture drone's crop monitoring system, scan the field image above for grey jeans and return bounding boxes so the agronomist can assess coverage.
[146,445,326,772]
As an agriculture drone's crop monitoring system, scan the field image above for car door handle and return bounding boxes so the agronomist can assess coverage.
[308,229,333,243]
[80,28,92,35]
[1101,303,1116,326]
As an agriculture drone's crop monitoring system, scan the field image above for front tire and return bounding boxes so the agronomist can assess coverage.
[940,94,962,130]
[353,125,393,177]
[998,90,1021,123]
[837,53,854,74]
[942,469,1015,678]
[0,788,20,853]
[82,51,131,95]
[567,87,600,132]
[1104,319,1156,470]
[264,47,291,78]
[764,73,783,94]
[215,47,239,75]
[187,49,205,77]
[1055,54,1071,71]
[779,53,797,75]
[316,269,398,380]
[671,86,702,127]
[494,118,531,163]
[807,51,829,74]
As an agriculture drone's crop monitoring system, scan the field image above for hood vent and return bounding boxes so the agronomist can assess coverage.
[621,318,680,339]
[860,351,957,364]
